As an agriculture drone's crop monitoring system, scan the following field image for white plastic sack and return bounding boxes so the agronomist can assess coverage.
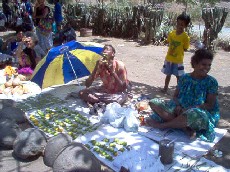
[123,108,139,132]
[100,102,122,124]
[110,115,125,128]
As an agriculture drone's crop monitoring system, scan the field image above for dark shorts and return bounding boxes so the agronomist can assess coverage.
[161,61,185,76]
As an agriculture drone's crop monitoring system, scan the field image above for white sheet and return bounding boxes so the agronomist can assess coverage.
[75,125,160,172]
[139,126,227,158]
[76,125,229,172]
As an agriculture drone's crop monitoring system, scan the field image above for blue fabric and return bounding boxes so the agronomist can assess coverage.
[149,73,220,142]
[150,113,164,123]
[54,3,63,24]
[62,52,90,83]
[25,2,33,16]
[177,73,219,116]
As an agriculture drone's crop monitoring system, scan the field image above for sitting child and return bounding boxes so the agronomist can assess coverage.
[53,22,76,46]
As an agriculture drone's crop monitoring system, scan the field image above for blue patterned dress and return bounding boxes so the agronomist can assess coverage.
[150,73,220,142]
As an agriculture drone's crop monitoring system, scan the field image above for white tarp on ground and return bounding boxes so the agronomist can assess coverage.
[76,125,229,172]
[5,82,229,172]
[139,126,227,158]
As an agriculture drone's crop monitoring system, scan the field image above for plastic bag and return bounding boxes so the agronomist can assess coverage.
[110,115,125,128]
[100,102,122,124]
[123,108,139,132]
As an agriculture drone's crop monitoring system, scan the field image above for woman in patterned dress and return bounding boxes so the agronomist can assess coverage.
[145,49,220,142]
[33,0,53,53]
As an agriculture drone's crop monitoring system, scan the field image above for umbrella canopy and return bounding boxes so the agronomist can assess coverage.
[31,41,104,89]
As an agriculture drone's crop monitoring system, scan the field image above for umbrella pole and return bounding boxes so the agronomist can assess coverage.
[65,51,80,86]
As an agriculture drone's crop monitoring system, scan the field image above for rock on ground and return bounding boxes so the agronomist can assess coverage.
[13,128,47,159]
[0,118,22,149]
[53,142,101,172]
[0,106,27,124]
[43,133,72,167]
[0,99,16,109]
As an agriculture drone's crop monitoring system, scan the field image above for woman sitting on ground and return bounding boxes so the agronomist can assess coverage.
[15,31,43,80]
[145,49,220,142]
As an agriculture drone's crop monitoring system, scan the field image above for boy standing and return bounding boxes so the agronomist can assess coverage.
[161,13,191,93]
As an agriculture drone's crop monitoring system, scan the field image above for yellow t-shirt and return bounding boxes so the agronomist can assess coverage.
[166,30,190,64]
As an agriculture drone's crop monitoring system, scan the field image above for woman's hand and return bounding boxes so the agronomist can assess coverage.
[173,105,183,117]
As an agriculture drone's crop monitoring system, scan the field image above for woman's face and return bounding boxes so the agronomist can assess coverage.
[193,58,212,78]
[24,37,35,48]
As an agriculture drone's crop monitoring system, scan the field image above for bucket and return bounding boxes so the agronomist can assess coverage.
[80,28,92,37]
[159,139,174,164]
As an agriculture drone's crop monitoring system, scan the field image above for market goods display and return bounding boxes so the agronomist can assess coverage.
[85,138,131,161]
[16,94,65,111]
[4,66,17,76]
[0,74,28,96]
[29,107,100,139]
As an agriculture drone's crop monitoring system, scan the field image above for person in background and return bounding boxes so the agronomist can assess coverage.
[53,0,63,27]
[33,0,44,26]
[53,24,63,46]
[2,0,12,26]
[161,13,191,94]
[53,22,76,46]
[5,29,24,56]
[34,0,53,53]
[61,21,77,43]
[21,11,34,31]
[0,11,7,31]
[15,31,42,80]
[79,44,130,107]
[25,0,33,16]
[146,49,220,142]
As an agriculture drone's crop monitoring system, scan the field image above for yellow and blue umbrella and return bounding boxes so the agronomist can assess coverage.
[31,41,103,89]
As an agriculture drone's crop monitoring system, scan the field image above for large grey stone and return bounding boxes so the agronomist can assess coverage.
[43,133,72,167]
[0,99,16,109]
[0,106,27,124]
[13,128,47,159]
[0,119,22,149]
[53,142,101,172]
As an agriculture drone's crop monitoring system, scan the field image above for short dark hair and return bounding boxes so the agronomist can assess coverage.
[191,49,214,68]
[103,44,116,54]
[177,13,191,27]
[24,31,39,45]
[16,28,24,34]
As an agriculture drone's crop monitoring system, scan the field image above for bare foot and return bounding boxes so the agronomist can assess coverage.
[144,117,162,128]
[183,127,196,140]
